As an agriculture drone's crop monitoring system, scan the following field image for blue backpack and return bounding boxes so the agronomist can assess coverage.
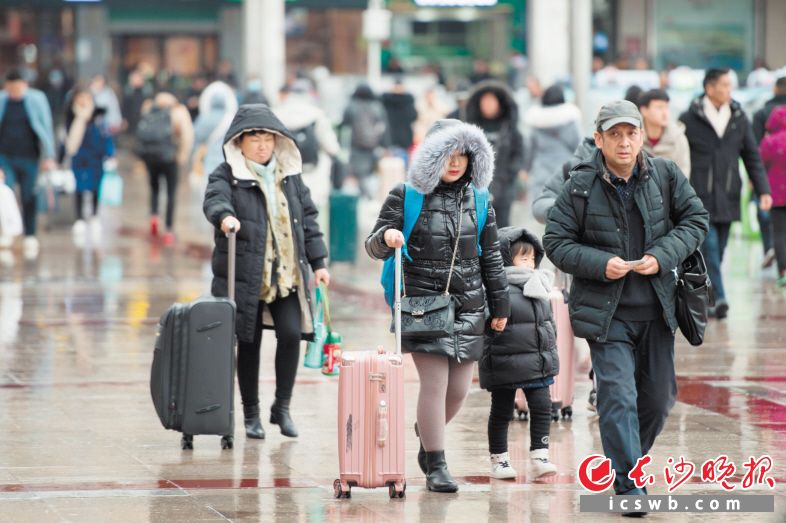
[380,183,489,307]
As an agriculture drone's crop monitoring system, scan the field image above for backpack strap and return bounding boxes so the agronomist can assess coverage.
[472,185,488,256]
[651,157,672,228]
[401,183,424,261]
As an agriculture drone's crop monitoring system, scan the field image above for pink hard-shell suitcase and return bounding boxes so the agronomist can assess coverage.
[549,286,575,420]
[334,247,406,499]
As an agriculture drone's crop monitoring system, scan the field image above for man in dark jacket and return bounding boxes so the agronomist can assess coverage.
[463,81,526,228]
[544,100,708,506]
[679,68,772,319]
[381,78,417,158]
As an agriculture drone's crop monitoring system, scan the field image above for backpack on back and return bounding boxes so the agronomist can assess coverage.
[292,122,320,165]
[351,106,386,150]
[380,183,489,307]
[136,107,176,163]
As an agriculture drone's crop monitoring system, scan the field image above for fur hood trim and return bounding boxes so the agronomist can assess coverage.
[524,103,582,129]
[407,120,494,194]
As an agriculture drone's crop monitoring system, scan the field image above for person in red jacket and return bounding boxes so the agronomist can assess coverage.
[759,105,786,287]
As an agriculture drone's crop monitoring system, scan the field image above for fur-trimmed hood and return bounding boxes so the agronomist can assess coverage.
[465,80,519,124]
[497,226,545,268]
[222,104,302,181]
[407,119,494,194]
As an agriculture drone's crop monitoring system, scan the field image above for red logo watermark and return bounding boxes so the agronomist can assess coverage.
[577,454,777,493]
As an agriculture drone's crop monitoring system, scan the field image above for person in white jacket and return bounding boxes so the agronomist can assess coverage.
[273,81,341,215]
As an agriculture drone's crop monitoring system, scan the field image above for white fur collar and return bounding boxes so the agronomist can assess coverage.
[524,103,582,129]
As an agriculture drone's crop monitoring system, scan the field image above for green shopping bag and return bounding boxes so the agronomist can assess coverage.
[304,283,330,368]
[99,166,124,207]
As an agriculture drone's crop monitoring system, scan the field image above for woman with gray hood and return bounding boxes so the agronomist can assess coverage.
[366,119,510,493]
[523,85,581,207]
[192,81,238,189]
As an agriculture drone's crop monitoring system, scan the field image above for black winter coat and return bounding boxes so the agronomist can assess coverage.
[463,81,526,204]
[479,227,558,390]
[543,150,709,342]
[366,120,509,361]
[203,104,328,344]
[382,92,418,149]
[679,96,771,223]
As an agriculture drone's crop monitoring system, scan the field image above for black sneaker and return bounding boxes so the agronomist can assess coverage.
[715,301,729,319]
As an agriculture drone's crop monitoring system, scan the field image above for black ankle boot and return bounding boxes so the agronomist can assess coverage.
[414,422,426,474]
[269,398,298,438]
[243,404,265,439]
[425,450,458,493]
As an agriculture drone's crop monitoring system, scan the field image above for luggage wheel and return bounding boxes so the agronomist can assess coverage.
[221,435,234,449]
[514,408,529,421]
[388,480,406,499]
[334,479,351,499]
[550,405,560,422]
[561,406,573,420]
[181,434,194,450]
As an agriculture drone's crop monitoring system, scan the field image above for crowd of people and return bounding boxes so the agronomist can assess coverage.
[1,58,785,514]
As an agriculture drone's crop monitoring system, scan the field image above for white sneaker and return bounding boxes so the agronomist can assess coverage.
[72,219,87,238]
[90,217,102,243]
[23,236,39,259]
[490,452,518,479]
[0,235,12,249]
[530,448,557,478]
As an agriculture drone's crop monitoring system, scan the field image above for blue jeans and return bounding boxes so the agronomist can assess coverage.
[0,154,39,236]
[700,223,731,303]
[753,194,772,254]
[589,317,676,495]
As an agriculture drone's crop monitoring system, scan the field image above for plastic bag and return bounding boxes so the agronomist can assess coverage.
[304,283,330,368]
[0,184,23,238]
[100,163,123,207]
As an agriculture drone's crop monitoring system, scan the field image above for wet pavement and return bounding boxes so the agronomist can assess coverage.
[1,155,785,522]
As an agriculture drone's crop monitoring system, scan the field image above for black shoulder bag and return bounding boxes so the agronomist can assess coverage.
[399,192,464,338]
[653,158,715,346]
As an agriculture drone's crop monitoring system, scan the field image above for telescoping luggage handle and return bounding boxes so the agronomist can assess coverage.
[394,247,402,355]
[227,225,237,302]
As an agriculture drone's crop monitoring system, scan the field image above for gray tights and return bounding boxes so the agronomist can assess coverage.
[411,352,475,452]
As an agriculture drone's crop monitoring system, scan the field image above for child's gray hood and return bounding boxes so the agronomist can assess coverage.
[407,119,494,195]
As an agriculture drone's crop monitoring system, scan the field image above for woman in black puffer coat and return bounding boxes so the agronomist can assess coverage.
[366,119,509,493]
[479,226,559,480]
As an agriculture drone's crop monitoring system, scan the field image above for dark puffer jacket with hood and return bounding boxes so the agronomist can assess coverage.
[463,81,526,207]
[203,104,328,344]
[366,119,510,361]
[479,227,559,390]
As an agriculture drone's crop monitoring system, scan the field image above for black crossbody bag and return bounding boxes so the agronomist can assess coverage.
[652,158,715,346]
[399,192,464,338]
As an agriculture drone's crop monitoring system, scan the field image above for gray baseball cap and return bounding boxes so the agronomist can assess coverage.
[595,100,642,131]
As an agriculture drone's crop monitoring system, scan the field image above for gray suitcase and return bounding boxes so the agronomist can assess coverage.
[151,230,237,449]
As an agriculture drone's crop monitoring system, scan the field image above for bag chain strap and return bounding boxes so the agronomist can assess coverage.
[402,188,465,298]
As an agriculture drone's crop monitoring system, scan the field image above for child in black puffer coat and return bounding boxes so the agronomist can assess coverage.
[479,226,559,479]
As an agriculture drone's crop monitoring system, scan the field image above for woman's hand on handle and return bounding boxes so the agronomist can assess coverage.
[221,216,240,235]
[314,268,331,287]
[384,228,405,248]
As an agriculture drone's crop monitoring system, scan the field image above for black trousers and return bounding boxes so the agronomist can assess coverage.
[144,159,178,229]
[236,293,302,406]
[488,386,551,454]
[771,207,786,275]
[75,191,99,220]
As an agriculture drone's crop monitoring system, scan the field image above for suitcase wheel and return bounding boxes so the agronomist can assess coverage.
[334,479,351,499]
[560,406,573,420]
[221,435,234,449]
[514,408,529,421]
[181,434,194,450]
[550,405,560,422]
[387,480,406,499]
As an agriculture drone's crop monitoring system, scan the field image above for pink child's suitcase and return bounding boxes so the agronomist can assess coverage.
[334,247,406,499]
[549,286,575,420]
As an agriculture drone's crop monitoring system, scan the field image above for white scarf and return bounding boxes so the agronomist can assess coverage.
[702,96,731,138]
[504,266,554,301]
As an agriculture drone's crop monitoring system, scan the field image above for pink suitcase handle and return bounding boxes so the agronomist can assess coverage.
[377,400,388,447]
[394,247,402,355]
